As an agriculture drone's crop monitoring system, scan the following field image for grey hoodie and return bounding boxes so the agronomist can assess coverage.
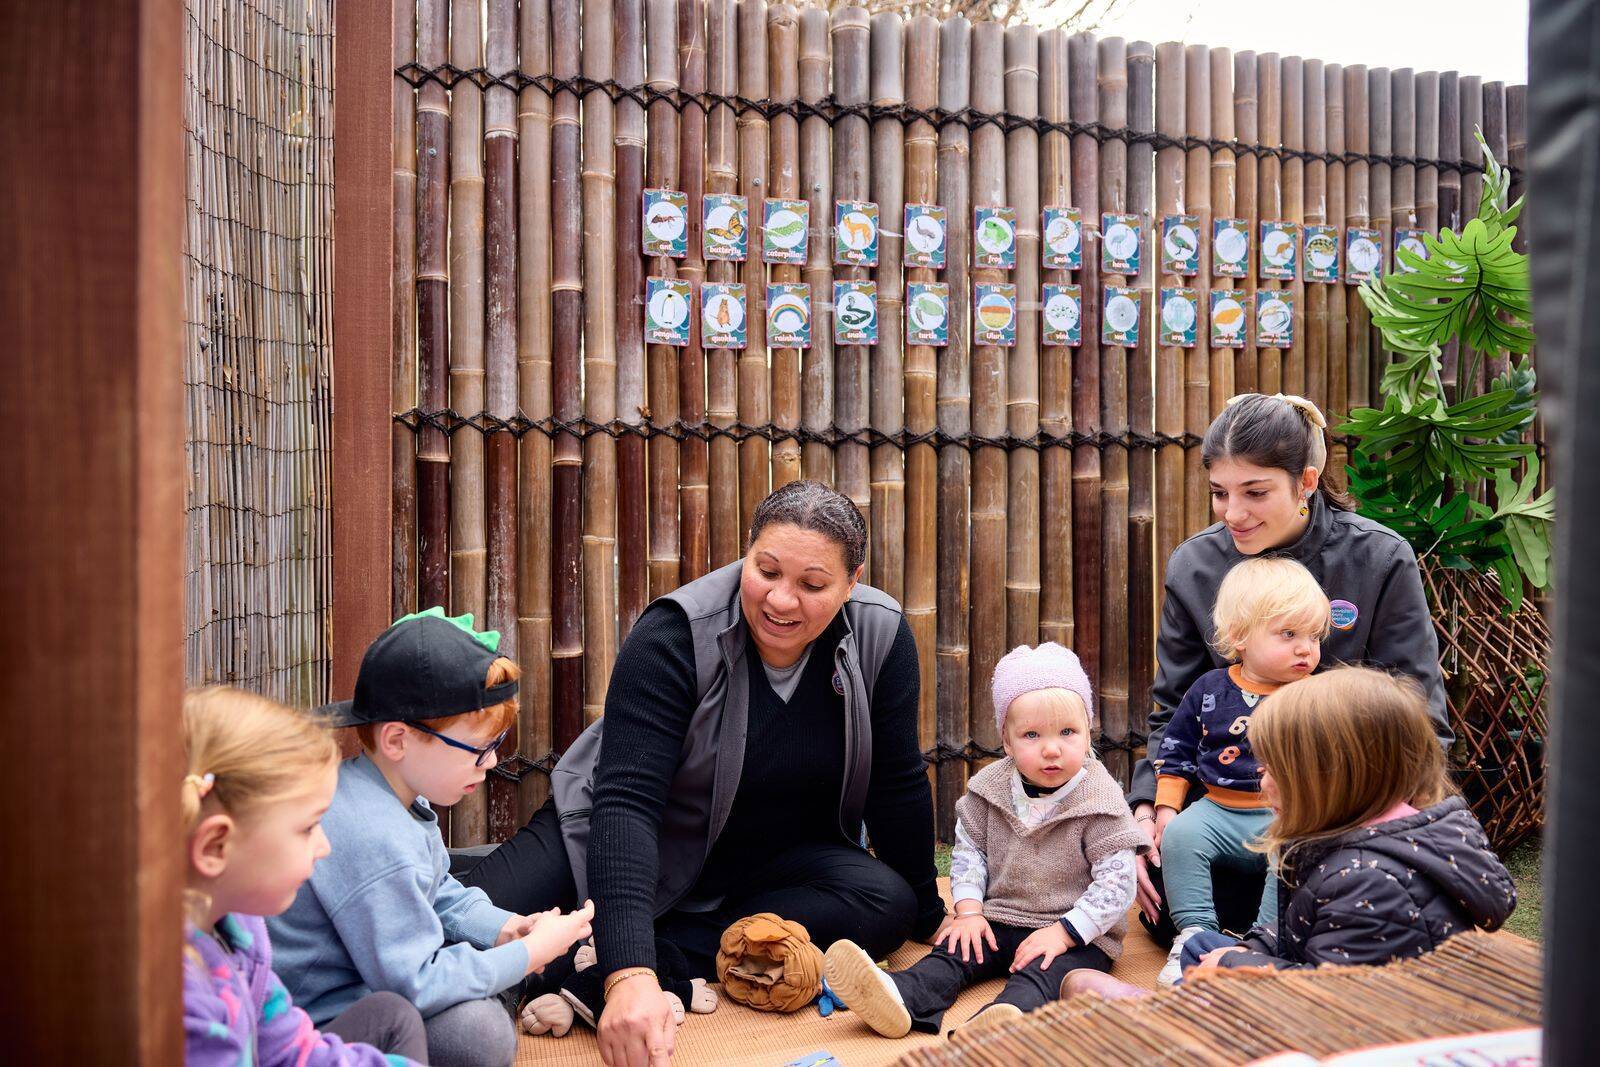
[1222,796,1516,969]
[1129,494,1450,807]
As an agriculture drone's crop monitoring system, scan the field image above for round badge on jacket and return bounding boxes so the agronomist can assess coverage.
[832,670,845,695]
[1329,599,1359,631]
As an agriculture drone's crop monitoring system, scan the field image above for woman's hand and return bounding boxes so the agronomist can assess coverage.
[1010,923,1072,973]
[598,973,677,1067]
[1133,803,1164,922]
[1153,805,1178,850]
[936,912,999,964]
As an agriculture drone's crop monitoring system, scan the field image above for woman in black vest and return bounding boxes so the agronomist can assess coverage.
[465,480,941,1067]
[1127,393,1450,934]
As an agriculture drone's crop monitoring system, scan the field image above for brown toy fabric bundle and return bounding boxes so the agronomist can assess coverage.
[716,913,824,1013]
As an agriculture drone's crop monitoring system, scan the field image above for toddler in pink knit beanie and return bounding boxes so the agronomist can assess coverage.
[991,642,1095,737]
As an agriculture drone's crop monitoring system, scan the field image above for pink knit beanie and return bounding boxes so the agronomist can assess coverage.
[990,642,1095,736]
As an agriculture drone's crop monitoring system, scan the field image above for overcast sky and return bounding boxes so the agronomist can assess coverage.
[1087,0,1529,85]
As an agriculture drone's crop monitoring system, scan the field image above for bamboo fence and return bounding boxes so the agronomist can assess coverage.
[183,0,335,709]
[388,3,1529,842]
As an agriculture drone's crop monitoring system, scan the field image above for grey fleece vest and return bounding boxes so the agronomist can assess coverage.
[550,560,905,916]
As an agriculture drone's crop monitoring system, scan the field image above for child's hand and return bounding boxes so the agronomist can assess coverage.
[496,909,554,947]
[520,899,596,975]
[1192,945,1247,972]
[936,912,998,964]
[1153,805,1178,850]
[1011,923,1073,973]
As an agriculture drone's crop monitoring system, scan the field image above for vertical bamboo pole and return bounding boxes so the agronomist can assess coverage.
[1325,63,1348,487]
[615,0,649,629]
[1068,31,1101,690]
[1096,35,1129,781]
[485,0,519,696]
[1507,84,1537,483]
[1209,49,1236,412]
[1256,52,1281,396]
[1304,60,1327,415]
[935,14,972,838]
[1438,70,1459,395]
[679,0,711,582]
[393,2,417,620]
[516,0,555,816]
[1233,51,1258,394]
[1005,24,1040,652]
[833,7,872,549]
[872,13,907,604]
[904,14,940,792]
[1344,65,1370,421]
[415,0,449,612]
[706,0,742,565]
[1368,67,1391,406]
[646,0,682,601]
[449,0,488,844]
[551,0,584,750]
[1183,45,1211,535]
[1126,41,1155,775]
[1038,28,1074,652]
[1458,74,1484,394]
[1483,79,1507,383]
[582,0,619,725]
[1157,42,1188,568]
[1388,67,1414,395]
[799,6,835,487]
[968,19,1007,758]
[769,5,804,491]
[1416,71,1440,235]
[738,0,771,536]
[1281,56,1304,397]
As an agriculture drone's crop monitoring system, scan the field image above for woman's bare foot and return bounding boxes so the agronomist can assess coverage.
[1060,969,1152,1001]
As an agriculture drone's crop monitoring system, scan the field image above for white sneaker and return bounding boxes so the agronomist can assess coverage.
[822,939,912,1038]
[1157,926,1207,987]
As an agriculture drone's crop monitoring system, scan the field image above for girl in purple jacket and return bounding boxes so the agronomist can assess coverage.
[182,686,427,1066]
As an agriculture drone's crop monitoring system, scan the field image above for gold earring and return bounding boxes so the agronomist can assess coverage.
[1298,496,1310,517]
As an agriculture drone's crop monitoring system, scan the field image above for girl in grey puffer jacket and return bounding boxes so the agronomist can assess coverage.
[1202,666,1516,972]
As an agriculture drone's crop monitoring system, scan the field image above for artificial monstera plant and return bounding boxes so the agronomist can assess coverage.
[1340,131,1552,611]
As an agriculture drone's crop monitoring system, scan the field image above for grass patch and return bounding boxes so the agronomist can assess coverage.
[1503,837,1542,941]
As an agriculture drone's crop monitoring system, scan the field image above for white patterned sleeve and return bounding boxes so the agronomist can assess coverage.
[948,817,988,906]
[1062,848,1136,944]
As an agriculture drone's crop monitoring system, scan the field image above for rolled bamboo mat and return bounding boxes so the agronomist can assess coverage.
[896,930,1540,1067]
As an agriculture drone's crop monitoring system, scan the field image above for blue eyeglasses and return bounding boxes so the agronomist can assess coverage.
[409,723,512,767]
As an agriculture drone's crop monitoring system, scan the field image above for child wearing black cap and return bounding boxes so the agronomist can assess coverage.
[268,610,594,1067]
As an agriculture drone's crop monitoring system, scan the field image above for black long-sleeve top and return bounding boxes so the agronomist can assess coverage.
[587,602,943,975]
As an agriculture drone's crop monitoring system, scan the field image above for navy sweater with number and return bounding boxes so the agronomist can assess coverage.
[1152,665,1276,811]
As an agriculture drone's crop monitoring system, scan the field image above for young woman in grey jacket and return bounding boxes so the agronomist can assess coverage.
[1128,393,1450,932]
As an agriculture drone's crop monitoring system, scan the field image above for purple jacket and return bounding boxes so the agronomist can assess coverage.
[184,914,416,1067]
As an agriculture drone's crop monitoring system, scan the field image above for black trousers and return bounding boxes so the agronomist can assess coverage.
[456,799,916,983]
[1138,856,1265,944]
[890,921,1110,1034]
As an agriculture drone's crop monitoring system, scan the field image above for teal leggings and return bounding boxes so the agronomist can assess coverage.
[1161,797,1278,934]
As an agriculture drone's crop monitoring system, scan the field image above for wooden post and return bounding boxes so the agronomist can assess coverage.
[1256,52,1282,395]
[1483,79,1508,383]
[799,5,835,486]
[1157,40,1190,560]
[1183,45,1212,536]
[1368,67,1391,407]
[1006,23,1041,651]
[1068,31,1101,690]
[1438,70,1459,395]
[832,7,871,549]
[615,0,649,628]
[550,0,585,748]
[738,0,771,535]
[581,0,618,726]
[904,13,940,792]
[449,0,488,843]
[393,0,418,621]
[1416,71,1441,234]
[1304,59,1328,414]
[679,0,711,581]
[1210,49,1236,412]
[1281,56,1305,397]
[486,0,519,673]
[1344,65,1371,420]
[516,0,556,814]
[1459,74,1484,394]
[1038,28,1074,652]
[1097,34,1130,782]
[416,0,451,612]
[707,0,742,565]
[3,1,184,1056]
[872,12,907,604]
[935,13,973,838]
[1325,62,1348,488]
[1234,51,1258,394]
[968,19,1007,758]
[770,5,804,492]
[1127,40,1156,777]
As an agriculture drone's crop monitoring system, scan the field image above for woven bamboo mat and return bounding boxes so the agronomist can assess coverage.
[896,930,1541,1067]
[515,881,1168,1067]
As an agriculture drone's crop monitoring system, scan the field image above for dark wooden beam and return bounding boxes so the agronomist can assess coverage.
[334,0,399,698]
[0,0,184,1059]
